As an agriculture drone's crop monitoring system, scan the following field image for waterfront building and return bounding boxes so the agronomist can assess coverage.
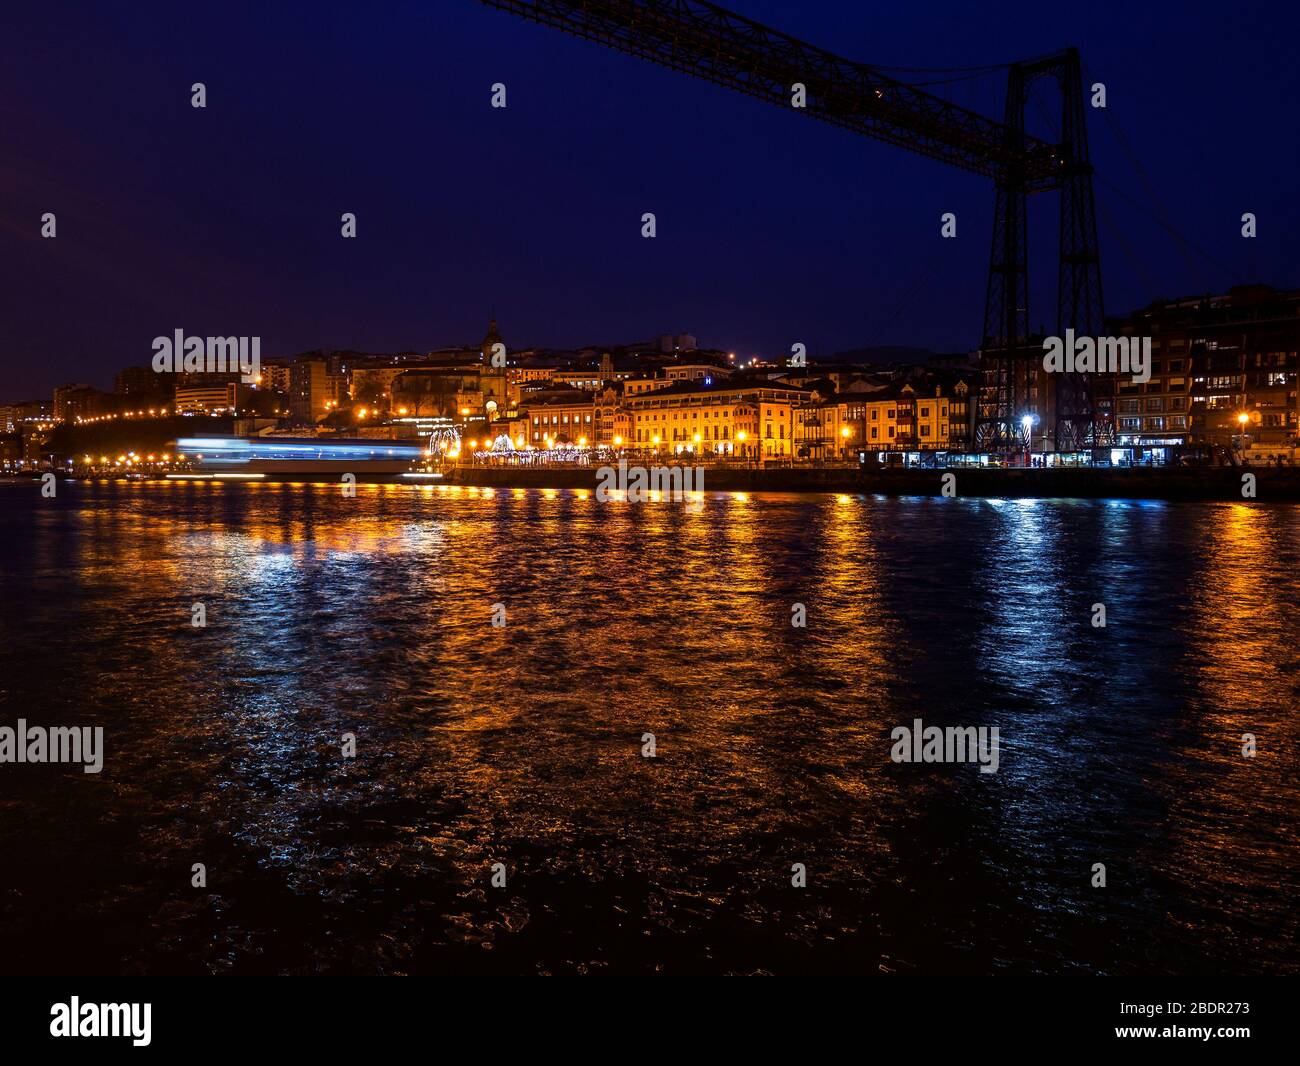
[946,377,976,449]
[624,378,809,459]
[861,379,971,452]
[520,387,597,446]
[794,400,857,459]
[863,389,903,450]
[1112,285,1300,457]
[593,385,632,445]
[391,366,516,427]
[486,412,531,449]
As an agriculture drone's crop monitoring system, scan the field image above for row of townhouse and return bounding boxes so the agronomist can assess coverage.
[838,377,977,453]
[497,370,980,460]
[502,379,808,458]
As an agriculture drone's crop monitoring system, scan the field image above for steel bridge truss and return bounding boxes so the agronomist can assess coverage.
[480,0,1112,451]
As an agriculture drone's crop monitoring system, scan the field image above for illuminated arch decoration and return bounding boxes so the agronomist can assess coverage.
[425,424,461,456]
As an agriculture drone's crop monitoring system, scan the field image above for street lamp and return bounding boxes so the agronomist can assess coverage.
[1020,413,1039,465]
[1236,412,1251,455]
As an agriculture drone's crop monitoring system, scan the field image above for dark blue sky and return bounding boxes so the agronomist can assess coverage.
[3,0,1297,397]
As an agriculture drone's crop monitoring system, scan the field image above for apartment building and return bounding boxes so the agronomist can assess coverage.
[1113,285,1300,452]
[861,379,970,451]
[290,358,348,423]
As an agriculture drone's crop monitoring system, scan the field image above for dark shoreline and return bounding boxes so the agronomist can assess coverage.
[24,464,1294,500]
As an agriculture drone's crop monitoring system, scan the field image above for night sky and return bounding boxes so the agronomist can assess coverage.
[3,0,1297,398]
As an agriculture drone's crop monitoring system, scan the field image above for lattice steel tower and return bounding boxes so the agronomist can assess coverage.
[479,0,1112,450]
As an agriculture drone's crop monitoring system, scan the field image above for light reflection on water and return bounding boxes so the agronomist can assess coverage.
[0,481,1297,974]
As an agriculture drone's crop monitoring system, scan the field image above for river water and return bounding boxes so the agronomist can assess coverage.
[1,480,1297,974]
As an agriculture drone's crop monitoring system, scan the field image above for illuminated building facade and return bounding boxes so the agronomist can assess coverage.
[794,401,858,459]
[521,390,596,446]
[290,358,348,423]
[861,380,970,451]
[593,386,632,445]
[174,384,234,414]
[625,380,809,458]
[1113,285,1300,454]
[508,365,560,386]
[259,362,292,393]
[623,376,675,398]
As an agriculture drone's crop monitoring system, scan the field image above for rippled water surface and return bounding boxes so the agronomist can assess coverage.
[1,481,1297,974]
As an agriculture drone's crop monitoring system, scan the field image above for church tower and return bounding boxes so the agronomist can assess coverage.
[480,317,504,365]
